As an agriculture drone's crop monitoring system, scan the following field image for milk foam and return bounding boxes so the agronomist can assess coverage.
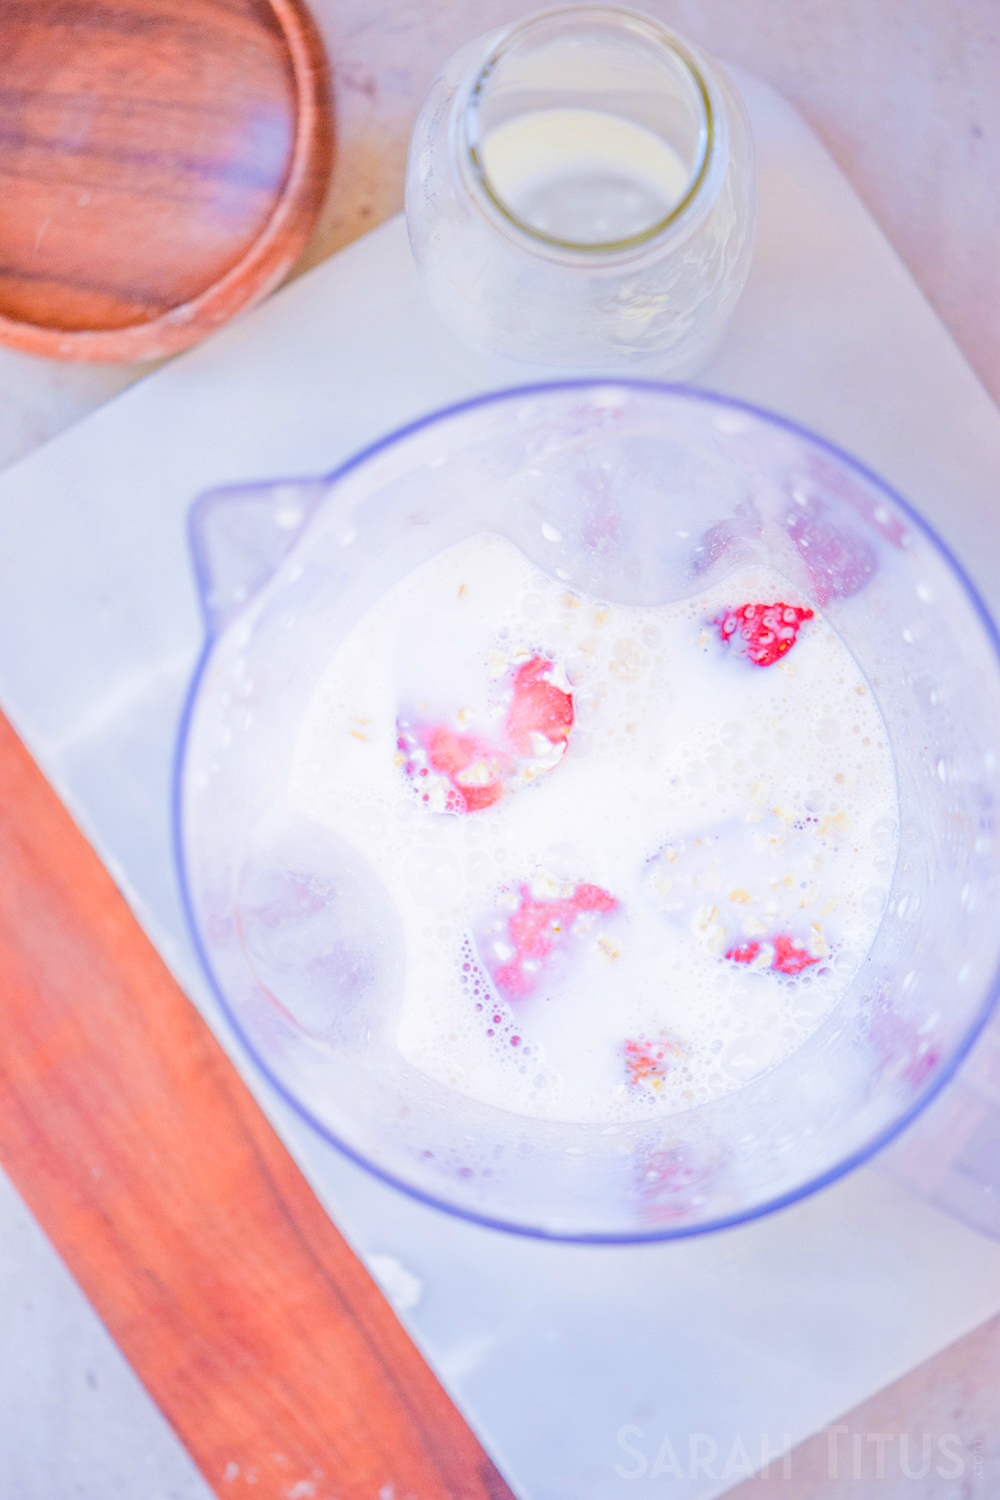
[290,533,899,1123]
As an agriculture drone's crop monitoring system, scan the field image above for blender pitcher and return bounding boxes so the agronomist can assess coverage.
[174,381,1000,1243]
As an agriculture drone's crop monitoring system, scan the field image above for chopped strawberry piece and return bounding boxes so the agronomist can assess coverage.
[725,933,819,974]
[786,506,877,604]
[625,1036,678,1087]
[421,726,481,778]
[725,939,761,965]
[573,882,618,913]
[398,653,573,815]
[423,727,505,810]
[396,723,504,814]
[505,656,574,754]
[716,602,814,667]
[507,894,563,964]
[459,784,504,812]
[481,880,618,1002]
[772,935,819,975]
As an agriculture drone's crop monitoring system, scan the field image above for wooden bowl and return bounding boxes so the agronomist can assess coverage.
[0,0,334,362]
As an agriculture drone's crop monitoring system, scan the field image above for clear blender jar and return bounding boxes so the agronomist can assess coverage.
[175,381,1000,1242]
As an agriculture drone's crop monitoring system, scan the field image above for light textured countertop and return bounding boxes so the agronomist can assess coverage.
[0,3,998,1496]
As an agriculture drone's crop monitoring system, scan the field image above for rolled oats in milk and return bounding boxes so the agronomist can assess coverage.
[291,533,899,1123]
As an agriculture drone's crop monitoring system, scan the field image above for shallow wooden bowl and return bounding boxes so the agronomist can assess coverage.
[0,0,333,362]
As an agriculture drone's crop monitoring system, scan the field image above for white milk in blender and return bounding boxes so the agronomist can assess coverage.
[290,533,899,1123]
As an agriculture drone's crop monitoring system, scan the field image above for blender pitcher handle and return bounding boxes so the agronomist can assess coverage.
[188,477,328,637]
[877,1007,1000,1241]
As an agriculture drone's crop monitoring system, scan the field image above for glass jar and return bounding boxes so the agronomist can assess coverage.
[405,7,756,375]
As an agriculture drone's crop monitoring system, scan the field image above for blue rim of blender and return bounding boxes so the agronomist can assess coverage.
[173,378,1000,1245]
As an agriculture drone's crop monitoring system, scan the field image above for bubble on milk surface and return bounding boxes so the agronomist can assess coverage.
[287,534,899,1123]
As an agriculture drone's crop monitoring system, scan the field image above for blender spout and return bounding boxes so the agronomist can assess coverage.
[187,477,328,636]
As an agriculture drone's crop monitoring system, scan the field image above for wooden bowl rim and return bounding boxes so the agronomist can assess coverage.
[0,0,333,364]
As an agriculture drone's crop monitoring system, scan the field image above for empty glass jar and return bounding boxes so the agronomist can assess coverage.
[405,7,756,374]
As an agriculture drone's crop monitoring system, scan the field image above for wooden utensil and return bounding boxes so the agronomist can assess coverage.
[0,707,515,1499]
[0,0,333,362]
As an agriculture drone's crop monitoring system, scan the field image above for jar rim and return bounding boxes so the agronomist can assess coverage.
[462,5,716,258]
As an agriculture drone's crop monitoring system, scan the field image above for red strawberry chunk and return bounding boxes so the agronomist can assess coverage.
[505,656,574,755]
[396,722,505,814]
[624,1036,678,1087]
[422,726,482,778]
[507,894,564,964]
[716,602,814,667]
[484,881,618,1002]
[423,727,505,811]
[572,883,617,913]
[772,935,819,975]
[398,654,574,816]
[725,939,761,965]
[725,933,818,975]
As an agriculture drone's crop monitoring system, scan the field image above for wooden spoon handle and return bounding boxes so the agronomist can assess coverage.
[0,708,515,1500]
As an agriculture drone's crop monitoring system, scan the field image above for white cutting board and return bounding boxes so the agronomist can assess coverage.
[1,68,1000,1500]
